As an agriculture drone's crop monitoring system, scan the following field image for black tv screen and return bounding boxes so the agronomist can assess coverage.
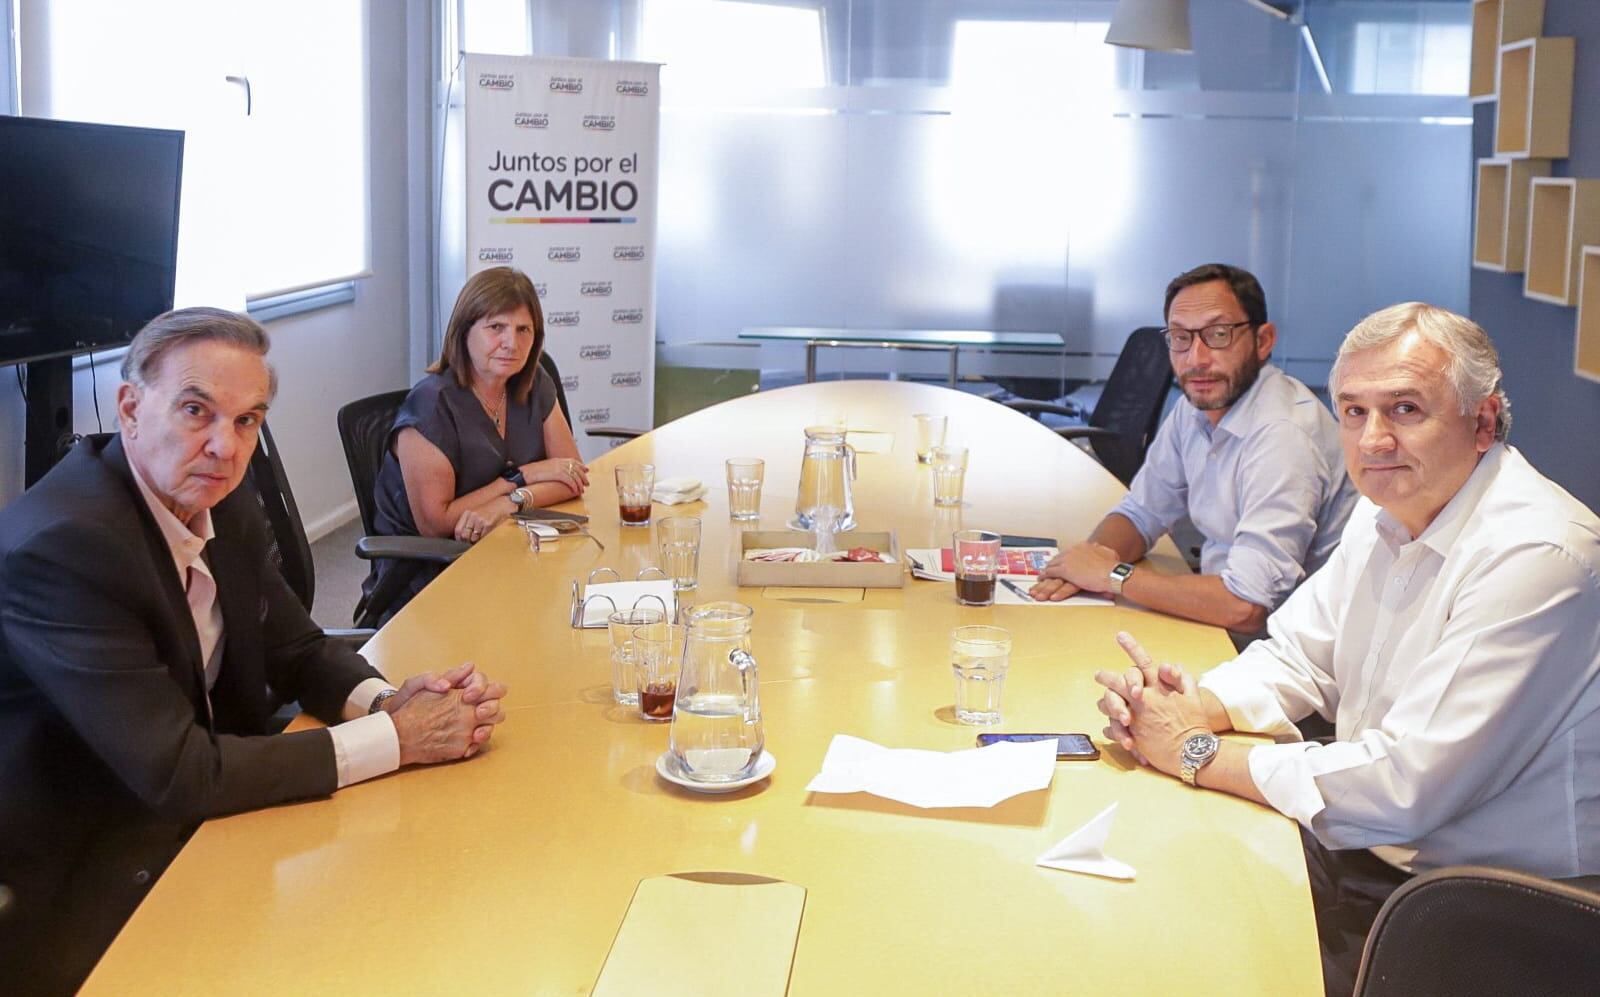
[0,115,183,366]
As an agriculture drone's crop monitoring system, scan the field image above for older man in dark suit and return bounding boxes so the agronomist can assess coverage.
[0,308,509,995]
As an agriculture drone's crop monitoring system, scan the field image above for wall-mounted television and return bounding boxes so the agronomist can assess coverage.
[0,115,184,366]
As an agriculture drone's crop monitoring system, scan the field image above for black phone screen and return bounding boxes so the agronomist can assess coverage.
[975,733,1100,759]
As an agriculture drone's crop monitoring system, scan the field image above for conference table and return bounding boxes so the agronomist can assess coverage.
[84,381,1320,995]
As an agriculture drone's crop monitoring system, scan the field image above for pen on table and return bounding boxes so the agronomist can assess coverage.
[999,577,1031,601]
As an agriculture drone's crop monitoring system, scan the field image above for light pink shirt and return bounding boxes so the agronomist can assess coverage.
[127,456,399,787]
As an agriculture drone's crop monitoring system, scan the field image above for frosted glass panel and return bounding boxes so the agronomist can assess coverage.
[456,0,1473,379]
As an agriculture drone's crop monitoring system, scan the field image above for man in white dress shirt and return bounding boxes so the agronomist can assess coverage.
[0,308,509,995]
[1096,302,1600,995]
[1031,263,1357,637]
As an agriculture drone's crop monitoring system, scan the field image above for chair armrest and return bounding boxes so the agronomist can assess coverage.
[321,628,376,650]
[1052,425,1122,442]
[1003,399,1086,420]
[586,427,648,440]
[354,536,469,564]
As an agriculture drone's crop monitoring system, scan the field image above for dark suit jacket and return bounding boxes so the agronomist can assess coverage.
[0,435,383,994]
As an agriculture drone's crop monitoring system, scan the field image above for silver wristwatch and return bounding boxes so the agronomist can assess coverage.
[508,487,530,511]
[368,689,399,715]
[1179,731,1221,786]
[1108,561,1135,596]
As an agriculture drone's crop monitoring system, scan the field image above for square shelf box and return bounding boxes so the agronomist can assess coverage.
[1524,179,1600,307]
[1471,0,1545,99]
[1577,247,1600,383]
[1495,37,1574,159]
[1473,157,1551,271]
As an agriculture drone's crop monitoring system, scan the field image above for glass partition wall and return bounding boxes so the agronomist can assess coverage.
[440,0,1471,394]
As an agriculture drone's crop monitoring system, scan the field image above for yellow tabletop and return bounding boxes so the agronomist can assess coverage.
[84,380,1320,996]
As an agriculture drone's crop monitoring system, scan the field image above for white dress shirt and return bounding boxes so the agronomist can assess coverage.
[128,459,399,787]
[1112,364,1358,613]
[1199,444,1600,876]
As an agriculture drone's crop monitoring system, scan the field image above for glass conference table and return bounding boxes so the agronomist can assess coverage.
[738,326,1067,386]
[83,381,1319,995]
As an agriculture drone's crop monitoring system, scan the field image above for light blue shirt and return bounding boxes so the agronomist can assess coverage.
[1110,363,1357,612]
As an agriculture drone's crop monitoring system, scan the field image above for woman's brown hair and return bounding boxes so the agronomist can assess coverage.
[427,266,546,403]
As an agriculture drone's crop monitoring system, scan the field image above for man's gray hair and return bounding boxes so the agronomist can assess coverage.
[1330,302,1511,442]
[120,307,278,399]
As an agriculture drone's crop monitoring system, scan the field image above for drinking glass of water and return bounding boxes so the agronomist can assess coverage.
[951,625,1011,725]
[658,516,702,591]
[725,458,764,521]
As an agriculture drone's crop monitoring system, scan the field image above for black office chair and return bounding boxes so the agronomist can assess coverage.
[335,392,469,630]
[241,422,378,727]
[1003,326,1172,486]
[1353,865,1600,997]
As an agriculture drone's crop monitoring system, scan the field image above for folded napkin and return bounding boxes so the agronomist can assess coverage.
[652,476,706,505]
[1035,803,1136,880]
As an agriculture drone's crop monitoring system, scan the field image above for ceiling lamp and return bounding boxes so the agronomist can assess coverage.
[1105,0,1293,55]
[1105,0,1192,54]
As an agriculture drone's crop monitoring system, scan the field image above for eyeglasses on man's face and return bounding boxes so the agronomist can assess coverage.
[1162,321,1254,353]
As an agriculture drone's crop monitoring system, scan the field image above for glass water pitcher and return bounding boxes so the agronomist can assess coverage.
[793,425,856,531]
[669,602,764,783]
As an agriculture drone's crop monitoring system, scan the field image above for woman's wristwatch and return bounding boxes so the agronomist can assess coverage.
[508,487,530,511]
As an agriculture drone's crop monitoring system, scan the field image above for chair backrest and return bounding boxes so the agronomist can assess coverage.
[1086,326,1173,485]
[538,349,572,426]
[336,389,410,538]
[243,421,316,613]
[1353,865,1600,997]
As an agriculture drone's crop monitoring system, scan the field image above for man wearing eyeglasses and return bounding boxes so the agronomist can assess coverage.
[1030,263,1357,637]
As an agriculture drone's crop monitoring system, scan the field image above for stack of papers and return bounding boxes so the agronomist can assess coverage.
[804,734,1057,808]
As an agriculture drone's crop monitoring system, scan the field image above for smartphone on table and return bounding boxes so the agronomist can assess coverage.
[975,732,1100,759]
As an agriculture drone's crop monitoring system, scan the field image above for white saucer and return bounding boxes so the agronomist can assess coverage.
[655,750,776,794]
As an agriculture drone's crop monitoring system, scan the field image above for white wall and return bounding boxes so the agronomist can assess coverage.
[0,0,433,538]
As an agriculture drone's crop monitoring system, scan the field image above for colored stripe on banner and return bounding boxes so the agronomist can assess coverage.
[489,217,638,224]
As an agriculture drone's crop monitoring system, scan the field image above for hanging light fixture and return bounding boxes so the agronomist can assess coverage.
[1105,0,1193,54]
[1105,0,1293,54]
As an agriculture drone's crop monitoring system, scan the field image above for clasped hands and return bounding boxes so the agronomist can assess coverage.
[1093,632,1211,778]
[1028,542,1121,601]
[380,662,509,766]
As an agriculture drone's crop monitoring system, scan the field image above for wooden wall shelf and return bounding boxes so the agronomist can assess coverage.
[1471,0,1546,99]
[1495,37,1575,159]
[1474,158,1551,272]
[1524,179,1600,306]
[1577,247,1600,383]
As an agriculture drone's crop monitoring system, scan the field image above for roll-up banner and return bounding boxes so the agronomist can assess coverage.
[463,55,660,459]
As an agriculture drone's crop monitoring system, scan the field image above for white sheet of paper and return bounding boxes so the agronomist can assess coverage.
[903,550,1111,607]
[579,580,677,627]
[804,734,1057,809]
[1036,802,1136,880]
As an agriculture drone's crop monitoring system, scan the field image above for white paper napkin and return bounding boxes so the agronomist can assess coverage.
[804,734,1057,809]
[577,579,677,628]
[1036,803,1136,880]
[652,476,706,505]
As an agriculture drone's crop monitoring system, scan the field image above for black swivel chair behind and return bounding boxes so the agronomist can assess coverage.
[1003,326,1172,486]
[335,393,468,629]
[1353,865,1600,997]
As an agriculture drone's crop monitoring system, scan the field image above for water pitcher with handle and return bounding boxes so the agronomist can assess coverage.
[669,602,764,783]
[793,426,856,532]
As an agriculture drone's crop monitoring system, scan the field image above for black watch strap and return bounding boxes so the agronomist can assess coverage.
[500,465,526,488]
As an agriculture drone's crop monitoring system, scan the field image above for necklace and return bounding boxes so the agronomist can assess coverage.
[473,384,506,431]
